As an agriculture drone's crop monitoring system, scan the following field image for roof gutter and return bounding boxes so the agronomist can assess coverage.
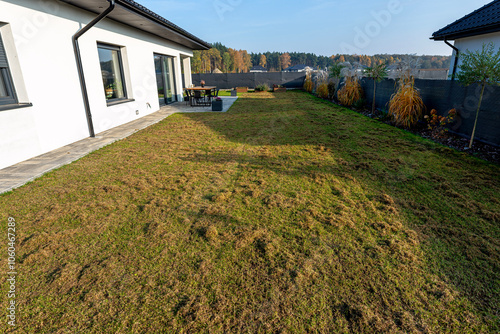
[72,0,116,138]
[444,38,459,81]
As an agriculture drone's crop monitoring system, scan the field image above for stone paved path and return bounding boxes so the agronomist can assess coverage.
[0,97,237,194]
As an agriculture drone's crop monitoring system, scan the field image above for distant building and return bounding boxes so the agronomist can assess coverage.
[431,0,500,80]
[415,69,449,80]
[249,65,267,73]
[282,64,315,72]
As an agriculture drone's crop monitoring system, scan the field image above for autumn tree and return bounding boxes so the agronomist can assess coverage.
[209,48,222,72]
[280,52,291,70]
[222,52,232,73]
[191,50,202,73]
[259,54,267,68]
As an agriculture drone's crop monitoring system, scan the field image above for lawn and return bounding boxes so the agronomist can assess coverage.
[1,91,499,333]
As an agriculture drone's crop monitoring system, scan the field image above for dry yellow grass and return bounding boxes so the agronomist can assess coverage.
[389,77,425,128]
[0,91,498,333]
[337,77,362,107]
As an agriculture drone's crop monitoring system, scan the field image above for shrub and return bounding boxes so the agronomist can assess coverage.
[388,77,425,128]
[388,56,425,128]
[255,83,269,92]
[337,62,363,107]
[316,83,329,99]
[424,108,457,139]
[338,77,362,107]
[303,72,313,93]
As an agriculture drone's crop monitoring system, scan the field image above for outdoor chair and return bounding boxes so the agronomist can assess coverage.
[193,90,204,106]
[184,89,192,106]
[206,88,219,104]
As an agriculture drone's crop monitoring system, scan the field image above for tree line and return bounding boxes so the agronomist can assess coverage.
[190,42,451,73]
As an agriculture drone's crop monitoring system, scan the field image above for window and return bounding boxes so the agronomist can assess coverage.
[97,43,127,102]
[0,33,17,106]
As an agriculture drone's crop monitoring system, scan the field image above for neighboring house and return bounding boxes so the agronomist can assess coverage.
[282,64,315,72]
[431,0,500,80]
[415,69,449,80]
[249,65,267,73]
[0,0,210,170]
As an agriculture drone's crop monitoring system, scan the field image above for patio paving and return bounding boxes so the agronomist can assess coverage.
[0,97,237,194]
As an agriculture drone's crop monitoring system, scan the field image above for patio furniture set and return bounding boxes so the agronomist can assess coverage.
[185,86,221,109]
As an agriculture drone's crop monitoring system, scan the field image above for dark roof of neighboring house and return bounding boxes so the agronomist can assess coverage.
[431,0,500,40]
[283,64,312,71]
[60,0,211,50]
[250,65,267,71]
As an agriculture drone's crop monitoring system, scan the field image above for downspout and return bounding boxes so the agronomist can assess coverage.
[72,0,116,137]
[444,38,459,81]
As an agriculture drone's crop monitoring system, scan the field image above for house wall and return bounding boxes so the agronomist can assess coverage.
[448,31,500,77]
[0,0,193,169]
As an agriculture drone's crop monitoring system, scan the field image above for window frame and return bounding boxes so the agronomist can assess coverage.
[97,42,128,105]
[0,33,18,107]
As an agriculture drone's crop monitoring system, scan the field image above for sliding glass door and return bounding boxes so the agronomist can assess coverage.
[154,54,177,105]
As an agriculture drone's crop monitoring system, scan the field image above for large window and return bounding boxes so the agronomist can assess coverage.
[97,43,126,102]
[0,33,17,106]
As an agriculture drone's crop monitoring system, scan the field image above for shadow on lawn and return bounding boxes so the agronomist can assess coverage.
[183,91,500,327]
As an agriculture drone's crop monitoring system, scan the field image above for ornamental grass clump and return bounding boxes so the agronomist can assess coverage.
[303,71,313,93]
[388,56,425,128]
[337,62,363,107]
[314,70,329,99]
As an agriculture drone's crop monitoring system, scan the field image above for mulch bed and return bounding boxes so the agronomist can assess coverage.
[329,99,500,165]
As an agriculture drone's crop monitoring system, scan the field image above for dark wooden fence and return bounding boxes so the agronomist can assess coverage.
[192,72,306,90]
[360,78,500,146]
[192,73,500,146]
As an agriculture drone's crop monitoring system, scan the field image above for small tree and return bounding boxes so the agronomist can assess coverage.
[364,63,388,114]
[456,42,500,148]
[329,62,345,99]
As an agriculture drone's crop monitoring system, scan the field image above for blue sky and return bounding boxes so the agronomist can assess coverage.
[139,0,493,56]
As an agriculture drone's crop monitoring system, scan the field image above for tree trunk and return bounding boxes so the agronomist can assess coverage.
[372,79,376,114]
[469,82,486,148]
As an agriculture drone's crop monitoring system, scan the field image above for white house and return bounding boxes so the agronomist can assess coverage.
[282,64,315,73]
[0,0,210,170]
[431,0,500,80]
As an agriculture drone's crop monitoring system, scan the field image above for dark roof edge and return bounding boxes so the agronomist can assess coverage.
[431,23,500,41]
[116,0,211,50]
[431,0,499,39]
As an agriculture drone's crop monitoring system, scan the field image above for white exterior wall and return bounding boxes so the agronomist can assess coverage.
[0,0,193,169]
[448,31,500,77]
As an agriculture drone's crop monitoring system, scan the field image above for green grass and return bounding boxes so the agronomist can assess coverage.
[1,91,499,333]
[217,89,242,97]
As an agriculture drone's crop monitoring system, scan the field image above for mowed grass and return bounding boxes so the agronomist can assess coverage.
[1,91,499,333]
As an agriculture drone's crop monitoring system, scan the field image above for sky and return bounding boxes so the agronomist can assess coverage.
[138,0,493,56]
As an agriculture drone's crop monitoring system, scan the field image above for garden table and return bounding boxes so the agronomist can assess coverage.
[185,86,216,106]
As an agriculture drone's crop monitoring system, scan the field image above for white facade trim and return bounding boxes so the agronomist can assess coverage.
[448,31,500,77]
